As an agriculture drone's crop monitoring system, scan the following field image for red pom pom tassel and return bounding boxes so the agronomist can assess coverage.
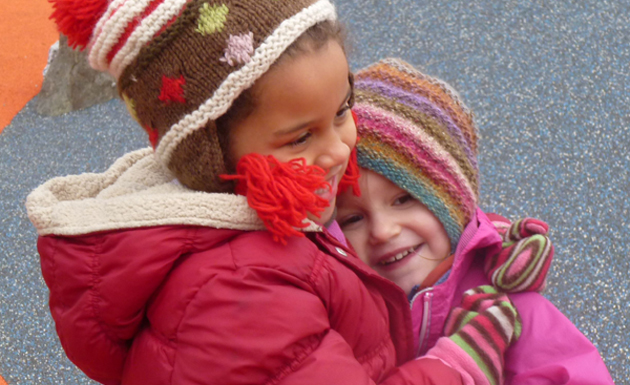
[220,154,330,245]
[49,0,110,50]
[337,109,362,197]
[337,146,361,197]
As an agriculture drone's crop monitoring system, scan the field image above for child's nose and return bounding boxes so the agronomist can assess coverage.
[369,216,401,245]
[316,132,351,171]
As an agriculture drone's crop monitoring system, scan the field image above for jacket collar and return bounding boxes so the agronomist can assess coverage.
[432,208,503,300]
[410,208,504,354]
[26,148,322,236]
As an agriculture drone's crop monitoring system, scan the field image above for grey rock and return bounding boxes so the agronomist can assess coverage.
[36,35,118,117]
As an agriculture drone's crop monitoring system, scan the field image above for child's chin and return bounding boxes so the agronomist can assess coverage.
[309,204,335,225]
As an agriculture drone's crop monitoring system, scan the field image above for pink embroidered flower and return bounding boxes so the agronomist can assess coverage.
[220,32,254,66]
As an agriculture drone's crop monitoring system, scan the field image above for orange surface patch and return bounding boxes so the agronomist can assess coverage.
[0,0,59,132]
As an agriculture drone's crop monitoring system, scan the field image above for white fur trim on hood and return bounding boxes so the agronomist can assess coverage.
[26,148,322,236]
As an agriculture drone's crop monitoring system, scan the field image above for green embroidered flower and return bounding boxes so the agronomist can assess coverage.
[197,3,229,35]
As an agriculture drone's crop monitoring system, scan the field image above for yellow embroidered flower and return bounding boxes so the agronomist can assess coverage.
[122,93,139,123]
[196,3,229,35]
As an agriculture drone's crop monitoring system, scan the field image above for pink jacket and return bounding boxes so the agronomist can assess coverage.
[411,208,614,384]
[27,148,462,385]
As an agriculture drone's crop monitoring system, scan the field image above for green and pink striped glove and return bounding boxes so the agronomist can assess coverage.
[486,216,554,293]
[426,286,522,385]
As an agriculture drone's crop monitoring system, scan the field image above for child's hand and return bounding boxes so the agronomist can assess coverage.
[426,285,521,385]
[491,216,549,241]
[444,285,521,340]
[486,217,554,293]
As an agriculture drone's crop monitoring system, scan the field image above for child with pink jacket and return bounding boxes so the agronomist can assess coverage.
[337,58,614,384]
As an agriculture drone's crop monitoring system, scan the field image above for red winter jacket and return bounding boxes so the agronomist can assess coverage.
[27,148,462,385]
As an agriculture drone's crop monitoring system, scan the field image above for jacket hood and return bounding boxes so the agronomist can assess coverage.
[26,148,321,236]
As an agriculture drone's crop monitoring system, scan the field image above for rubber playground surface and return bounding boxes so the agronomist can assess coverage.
[1,0,628,384]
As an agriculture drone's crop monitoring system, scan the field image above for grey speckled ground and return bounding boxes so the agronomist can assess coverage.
[1,0,628,384]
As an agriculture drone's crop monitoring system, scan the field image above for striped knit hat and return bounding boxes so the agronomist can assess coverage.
[50,0,337,192]
[353,58,479,252]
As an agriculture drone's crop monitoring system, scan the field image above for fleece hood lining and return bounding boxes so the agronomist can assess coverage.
[26,148,321,236]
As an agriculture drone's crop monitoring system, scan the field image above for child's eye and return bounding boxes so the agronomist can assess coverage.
[393,194,413,206]
[288,132,312,147]
[338,214,364,228]
[336,104,351,119]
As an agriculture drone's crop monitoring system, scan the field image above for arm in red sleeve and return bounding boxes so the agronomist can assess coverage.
[37,227,189,384]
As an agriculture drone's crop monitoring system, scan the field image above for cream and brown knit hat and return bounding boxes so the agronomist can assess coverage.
[51,0,337,192]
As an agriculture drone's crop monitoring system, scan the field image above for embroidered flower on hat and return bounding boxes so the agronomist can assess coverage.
[220,32,255,66]
[158,75,187,104]
[142,125,159,148]
[196,3,229,36]
[122,93,139,123]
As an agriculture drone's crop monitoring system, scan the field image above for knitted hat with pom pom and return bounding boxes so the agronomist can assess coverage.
[50,0,337,193]
[353,58,479,252]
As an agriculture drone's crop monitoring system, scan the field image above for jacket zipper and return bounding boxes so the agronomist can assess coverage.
[410,288,433,357]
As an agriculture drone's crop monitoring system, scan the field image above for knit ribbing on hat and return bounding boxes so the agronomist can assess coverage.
[112,0,190,78]
[379,58,479,157]
[89,0,158,72]
[354,58,479,250]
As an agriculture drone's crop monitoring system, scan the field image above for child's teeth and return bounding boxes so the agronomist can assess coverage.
[380,246,417,265]
[315,178,334,195]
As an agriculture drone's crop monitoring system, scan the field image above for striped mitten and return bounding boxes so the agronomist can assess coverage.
[486,217,554,293]
[426,286,521,385]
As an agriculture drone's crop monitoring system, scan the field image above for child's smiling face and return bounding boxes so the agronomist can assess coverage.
[336,169,451,294]
[228,40,356,225]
